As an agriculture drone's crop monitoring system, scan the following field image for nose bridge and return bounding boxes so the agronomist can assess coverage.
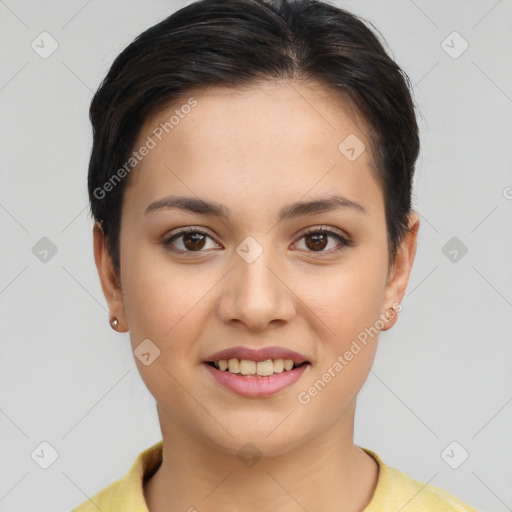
[236,236,280,302]
[220,235,295,330]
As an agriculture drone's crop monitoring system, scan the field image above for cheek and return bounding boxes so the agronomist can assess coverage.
[124,264,204,346]
[306,253,388,339]
[299,250,388,396]
[120,252,177,366]
[122,268,204,405]
[120,244,216,380]
[295,271,384,415]
[121,233,193,327]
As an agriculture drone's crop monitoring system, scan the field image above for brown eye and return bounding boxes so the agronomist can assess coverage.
[182,232,207,251]
[295,227,353,254]
[304,232,329,251]
[162,228,219,253]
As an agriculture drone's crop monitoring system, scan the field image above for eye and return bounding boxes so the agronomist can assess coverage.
[161,225,354,255]
[293,226,354,254]
[162,227,221,253]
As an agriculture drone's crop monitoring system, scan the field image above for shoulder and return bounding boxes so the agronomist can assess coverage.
[386,465,479,511]
[71,440,164,512]
[72,479,122,512]
[362,448,479,512]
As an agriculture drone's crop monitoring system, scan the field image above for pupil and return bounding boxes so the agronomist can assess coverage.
[306,233,327,251]
[184,233,206,251]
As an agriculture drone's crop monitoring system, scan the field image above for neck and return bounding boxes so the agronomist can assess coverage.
[144,403,378,512]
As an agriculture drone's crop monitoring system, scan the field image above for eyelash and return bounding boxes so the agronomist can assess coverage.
[161,226,354,255]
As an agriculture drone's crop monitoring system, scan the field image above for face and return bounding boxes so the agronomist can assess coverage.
[94,80,419,457]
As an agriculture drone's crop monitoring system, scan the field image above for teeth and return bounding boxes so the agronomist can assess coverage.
[273,359,284,373]
[240,359,256,375]
[213,358,303,376]
[256,359,274,376]
[228,358,240,373]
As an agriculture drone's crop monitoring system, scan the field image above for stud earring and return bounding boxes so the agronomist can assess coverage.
[110,316,119,331]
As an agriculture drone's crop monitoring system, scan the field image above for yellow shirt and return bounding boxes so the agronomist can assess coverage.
[72,440,478,511]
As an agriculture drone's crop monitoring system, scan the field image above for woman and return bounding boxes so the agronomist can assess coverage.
[73,0,478,510]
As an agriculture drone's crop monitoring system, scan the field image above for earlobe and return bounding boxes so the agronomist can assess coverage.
[93,221,128,332]
[379,303,402,331]
[380,210,420,332]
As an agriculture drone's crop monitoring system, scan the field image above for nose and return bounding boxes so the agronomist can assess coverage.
[216,243,296,332]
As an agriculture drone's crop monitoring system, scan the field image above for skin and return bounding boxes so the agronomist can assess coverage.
[93,79,419,512]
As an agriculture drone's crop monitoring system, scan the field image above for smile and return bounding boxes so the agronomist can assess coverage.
[208,358,308,376]
[203,359,311,398]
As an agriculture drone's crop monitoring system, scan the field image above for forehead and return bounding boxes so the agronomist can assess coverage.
[123,80,383,219]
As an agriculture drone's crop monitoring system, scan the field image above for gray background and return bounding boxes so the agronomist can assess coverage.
[1,0,511,511]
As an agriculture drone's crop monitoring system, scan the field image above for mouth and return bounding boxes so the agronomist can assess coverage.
[205,358,310,377]
[202,346,312,398]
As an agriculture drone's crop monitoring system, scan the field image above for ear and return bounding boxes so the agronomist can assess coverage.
[93,221,128,332]
[379,210,420,331]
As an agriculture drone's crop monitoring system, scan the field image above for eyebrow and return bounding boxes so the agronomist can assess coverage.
[144,194,367,221]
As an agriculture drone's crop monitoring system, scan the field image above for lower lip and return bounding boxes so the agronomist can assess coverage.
[203,363,310,398]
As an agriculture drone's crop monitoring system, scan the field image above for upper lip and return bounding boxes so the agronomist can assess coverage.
[205,346,310,364]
